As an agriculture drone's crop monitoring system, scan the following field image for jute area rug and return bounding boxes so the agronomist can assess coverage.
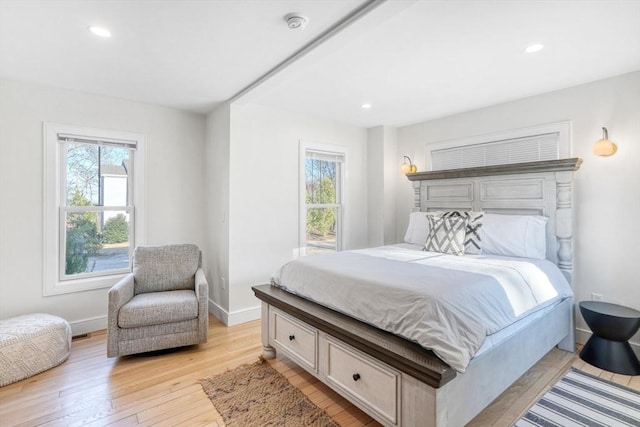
[200,358,338,427]
[514,367,640,426]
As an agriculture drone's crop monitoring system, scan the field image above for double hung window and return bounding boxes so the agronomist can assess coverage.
[44,124,145,295]
[300,146,344,255]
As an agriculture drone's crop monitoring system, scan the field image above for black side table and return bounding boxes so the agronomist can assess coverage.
[579,301,640,375]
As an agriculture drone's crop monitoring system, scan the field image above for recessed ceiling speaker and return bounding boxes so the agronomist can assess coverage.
[285,13,308,30]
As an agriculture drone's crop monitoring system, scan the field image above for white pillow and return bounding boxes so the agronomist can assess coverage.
[403,211,431,245]
[481,213,548,259]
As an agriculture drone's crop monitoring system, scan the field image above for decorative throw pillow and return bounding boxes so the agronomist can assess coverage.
[440,211,484,255]
[424,216,468,256]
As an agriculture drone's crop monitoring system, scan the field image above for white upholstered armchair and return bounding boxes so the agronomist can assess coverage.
[107,244,208,357]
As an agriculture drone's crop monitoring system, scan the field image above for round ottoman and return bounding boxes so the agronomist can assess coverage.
[0,313,72,387]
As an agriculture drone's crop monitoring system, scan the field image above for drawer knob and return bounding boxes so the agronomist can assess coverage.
[289,334,295,341]
[352,373,361,381]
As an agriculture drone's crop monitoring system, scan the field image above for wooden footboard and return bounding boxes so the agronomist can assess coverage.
[253,284,574,427]
[254,284,452,426]
[253,284,454,387]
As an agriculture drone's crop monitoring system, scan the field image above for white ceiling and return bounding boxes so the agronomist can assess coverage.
[2,1,640,128]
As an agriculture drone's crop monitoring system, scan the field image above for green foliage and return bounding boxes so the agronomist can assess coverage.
[65,190,103,275]
[306,177,336,237]
[102,214,129,244]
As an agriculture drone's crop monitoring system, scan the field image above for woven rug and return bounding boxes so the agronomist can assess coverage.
[200,358,338,427]
[515,367,640,426]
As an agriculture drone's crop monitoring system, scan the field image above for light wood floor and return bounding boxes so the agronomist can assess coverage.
[1,315,639,427]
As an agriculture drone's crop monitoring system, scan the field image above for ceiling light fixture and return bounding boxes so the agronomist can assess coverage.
[525,43,544,53]
[361,103,372,109]
[89,26,112,38]
[285,13,309,31]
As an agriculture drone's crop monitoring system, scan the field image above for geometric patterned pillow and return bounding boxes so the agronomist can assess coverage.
[440,211,484,255]
[424,215,468,256]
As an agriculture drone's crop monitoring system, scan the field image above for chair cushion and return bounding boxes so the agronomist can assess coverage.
[118,290,198,329]
[133,244,200,294]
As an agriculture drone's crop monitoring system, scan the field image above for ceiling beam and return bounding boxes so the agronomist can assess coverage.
[227,0,388,105]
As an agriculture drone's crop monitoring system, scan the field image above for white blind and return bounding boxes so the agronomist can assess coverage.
[306,149,344,163]
[431,133,558,171]
[58,133,137,150]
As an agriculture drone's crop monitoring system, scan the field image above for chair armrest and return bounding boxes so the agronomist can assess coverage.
[195,268,208,306]
[107,273,135,357]
[195,268,209,342]
[108,273,135,312]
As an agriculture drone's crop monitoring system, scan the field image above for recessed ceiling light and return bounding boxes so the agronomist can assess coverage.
[361,103,372,109]
[89,26,112,38]
[525,43,544,53]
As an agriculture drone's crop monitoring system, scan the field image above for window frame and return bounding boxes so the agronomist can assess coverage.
[43,123,146,296]
[298,141,346,256]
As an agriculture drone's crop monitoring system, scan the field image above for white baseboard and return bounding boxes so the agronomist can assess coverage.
[208,299,261,326]
[70,315,107,336]
[576,327,640,357]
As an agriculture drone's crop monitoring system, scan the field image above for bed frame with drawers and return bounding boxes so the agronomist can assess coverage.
[253,158,582,426]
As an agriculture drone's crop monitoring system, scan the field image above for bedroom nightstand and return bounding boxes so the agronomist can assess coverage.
[579,301,640,375]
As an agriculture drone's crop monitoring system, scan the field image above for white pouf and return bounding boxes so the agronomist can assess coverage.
[0,313,72,387]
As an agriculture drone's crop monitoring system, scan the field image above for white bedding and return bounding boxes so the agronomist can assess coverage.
[272,244,572,373]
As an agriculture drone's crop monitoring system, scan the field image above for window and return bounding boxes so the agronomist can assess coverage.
[426,121,571,171]
[299,143,345,255]
[44,124,145,295]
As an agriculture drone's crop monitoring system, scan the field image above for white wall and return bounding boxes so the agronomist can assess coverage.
[367,126,398,247]
[218,103,368,323]
[204,103,231,317]
[395,71,640,348]
[0,79,207,334]
[382,126,398,245]
[367,127,384,247]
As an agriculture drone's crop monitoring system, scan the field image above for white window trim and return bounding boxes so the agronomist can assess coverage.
[298,140,346,257]
[424,121,572,171]
[43,123,146,296]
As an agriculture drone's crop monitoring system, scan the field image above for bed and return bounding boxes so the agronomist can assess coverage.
[252,158,582,427]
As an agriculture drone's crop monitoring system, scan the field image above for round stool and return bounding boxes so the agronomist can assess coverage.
[0,313,72,387]
[579,301,640,375]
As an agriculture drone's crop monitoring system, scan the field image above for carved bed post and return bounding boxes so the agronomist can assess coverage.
[555,171,574,283]
[261,302,276,359]
[412,180,421,212]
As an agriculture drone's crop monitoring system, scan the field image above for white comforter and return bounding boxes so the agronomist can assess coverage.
[272,245,573,373]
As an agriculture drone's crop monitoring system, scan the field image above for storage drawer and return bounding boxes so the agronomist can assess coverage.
[326,337,399,425]
[271,308,317,372]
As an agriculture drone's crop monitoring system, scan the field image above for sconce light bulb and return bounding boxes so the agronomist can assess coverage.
[593,127,617,157]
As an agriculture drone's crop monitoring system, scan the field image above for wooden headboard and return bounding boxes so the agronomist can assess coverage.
[406,158,582,283]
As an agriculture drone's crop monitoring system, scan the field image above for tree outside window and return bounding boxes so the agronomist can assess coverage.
[62,142,133,278]
[303,149,343,254]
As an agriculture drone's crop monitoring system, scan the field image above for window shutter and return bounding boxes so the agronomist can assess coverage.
[431,133,559,171]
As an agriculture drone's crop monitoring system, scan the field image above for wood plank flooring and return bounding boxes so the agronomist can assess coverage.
[1,315,638,426]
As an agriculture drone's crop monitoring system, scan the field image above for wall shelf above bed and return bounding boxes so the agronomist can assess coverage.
[405,158,582,181]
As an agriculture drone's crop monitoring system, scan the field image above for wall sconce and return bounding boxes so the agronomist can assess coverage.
[593,127,617,157]
[400,156,417,174]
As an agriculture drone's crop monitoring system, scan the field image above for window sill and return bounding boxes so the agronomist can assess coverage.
[43,272,128,296]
